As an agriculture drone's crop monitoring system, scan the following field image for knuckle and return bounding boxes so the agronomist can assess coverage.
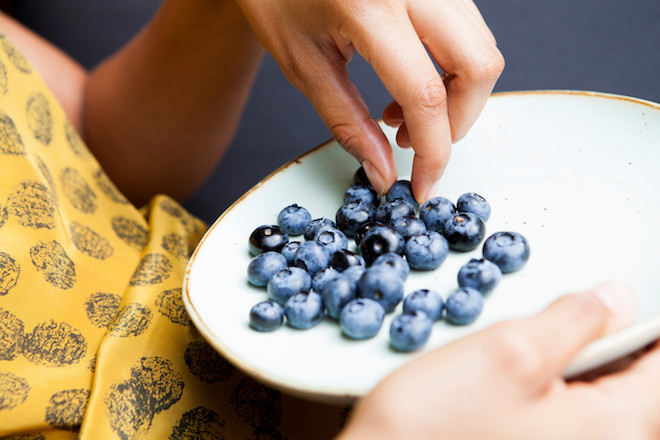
[412,76,448,114]
[465,47,505,84]
[486,322,544,379]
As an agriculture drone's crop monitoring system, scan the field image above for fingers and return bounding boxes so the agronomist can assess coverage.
[487,282,637,392]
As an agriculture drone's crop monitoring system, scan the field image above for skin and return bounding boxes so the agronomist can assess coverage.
[235,0,504,202]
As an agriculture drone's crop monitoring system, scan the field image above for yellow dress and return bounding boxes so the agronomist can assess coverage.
[0,31,347,439]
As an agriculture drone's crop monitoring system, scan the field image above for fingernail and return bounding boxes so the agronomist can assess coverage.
[361,160,386,195]
[593,282,638,331]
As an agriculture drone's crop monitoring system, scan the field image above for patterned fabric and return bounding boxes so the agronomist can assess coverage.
[0,31,348,439]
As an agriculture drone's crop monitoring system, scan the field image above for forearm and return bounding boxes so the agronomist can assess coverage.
[83,0,264,206]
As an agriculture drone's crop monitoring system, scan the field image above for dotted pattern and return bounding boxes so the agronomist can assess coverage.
[0,29,350,439]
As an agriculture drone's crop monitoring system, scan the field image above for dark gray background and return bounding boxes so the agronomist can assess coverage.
[4,0,659,224]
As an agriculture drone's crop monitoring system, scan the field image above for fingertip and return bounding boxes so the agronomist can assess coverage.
[361,159,396,195]
[592,281,638,333]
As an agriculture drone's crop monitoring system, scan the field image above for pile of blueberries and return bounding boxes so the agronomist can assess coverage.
[246,167,530,352]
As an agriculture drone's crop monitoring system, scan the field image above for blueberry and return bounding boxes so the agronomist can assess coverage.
[304,218,336,241]
[280,241,301,265]
[249,225,289,255]
[374,199,416,226]
[322,274,358,320]
[457,258,502,295]
[312,266,340,293]
[292,241,330,276]
[445,287,484,325]
[442,212,486,252]
[391,215,427,242]
[389,311,433,352]
[284,291,325,329]
[247,251,288,287]
[353,166,370,186]
[331,249,365,272]
[402,288,444,321]
[358,224,405,266]
[249,301,285,332]
[482,231,530,273]
[354,221,384,248]
[358,265,405,312]
[370,252,410,280]
[344,183,381,208]
[277,204,312,236]
[335,200,376,237]
[404,231,450,270]
[457,192,491,222]
[386,180,419,210]
[420,197,456,233]
[315,227,349,256]
[342,265,366,284]
[267,267,312,305]
[339,298,385,340]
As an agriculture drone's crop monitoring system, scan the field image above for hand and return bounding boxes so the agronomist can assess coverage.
[235,0,503,202]
[337,282,660,440]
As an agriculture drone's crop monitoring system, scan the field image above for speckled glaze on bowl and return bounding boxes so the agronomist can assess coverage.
[183,91,660,405]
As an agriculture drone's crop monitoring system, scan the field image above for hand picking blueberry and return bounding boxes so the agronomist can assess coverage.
[277,204,312,236]
[339,298,385,340]
[386,180,419,210]
[284,291,325,329]
[249,225,289,255]
[457,258,502,295]
[482,231,530,273]
[389,311,433,352]
[249,301,285,332]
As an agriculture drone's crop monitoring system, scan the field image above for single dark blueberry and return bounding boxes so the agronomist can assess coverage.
[247,252,288,287]
[419,197,456,233]
[322,275,358,320]
[358,224,405,266]
[339,298,385,340]
[404,231,450,270]
[267,267,312,305]
[386,180,419,210]
[315,228,349,256]
[249,301,285,332]
[303,218,336,241]
[374,199,416,226]
[249,225,289,255]
[370,252,410,280]
[284,291,325,329]
[445,287,484,325]
[482,231,530,273]
[442,212,486,252]
[335,200,376,237]
[344,183,381,208]
[457,192,491,222]
[389,311,433,352]
[403,289,444,321]
[391,215,427,242]
[357,265,404,312]
[354,221,385,248]
[457,258,502,295]
[331,249,365,272]
[277,204,312,236]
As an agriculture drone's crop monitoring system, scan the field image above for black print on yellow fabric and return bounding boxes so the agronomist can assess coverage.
[7,180,57,229]
[184,340,234,383]
[161,233,189,260]
[104,356,184,439]
[111,215,149,249]
[63,120,87,157]
[0,61,8,96]
[108,303,153,338]
[0,33,32,74]
[0,307,24,361]
[0,433,46,440]
[60,167,97,214]
[35,155,59,204]
[88,354,97,372]
[159,199,200,236]
[26,93,53,146]
[249,427,285,440]
[155,287,192,327]
[22,320,87,367]
[0,371,30,411]
[94,169,129,205]
[29,240,76,289]
[0,251,20,296]
[0,113,26,155]
[84,292,122,328]
[129,253,173,287]
[0,203,7,228]
[169,407,225,440]
[230,378,282,430]
[69,221,114,260]
[45,388,90,431]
